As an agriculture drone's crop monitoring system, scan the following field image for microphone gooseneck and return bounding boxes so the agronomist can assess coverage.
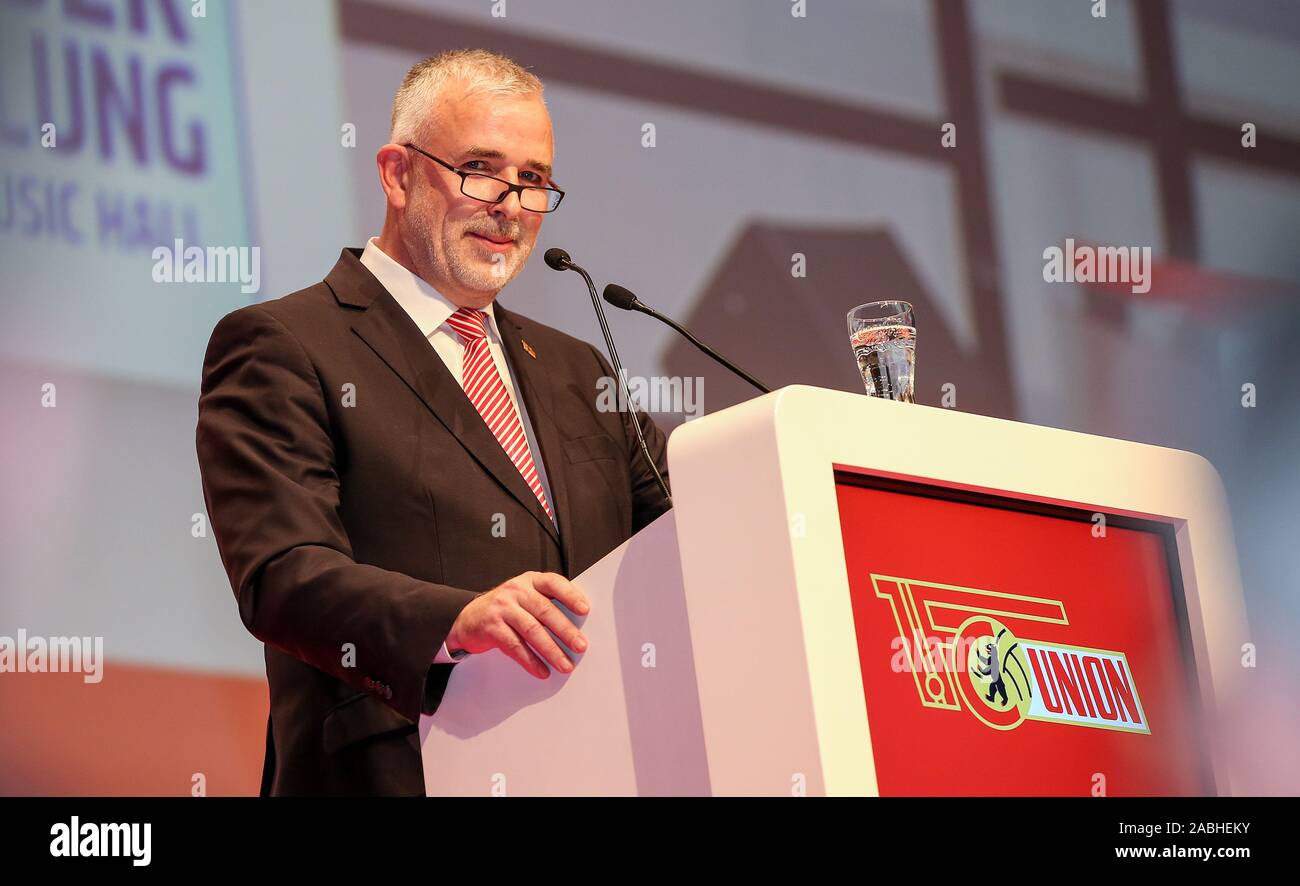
[602,284,771,394]
[545,249,673,509]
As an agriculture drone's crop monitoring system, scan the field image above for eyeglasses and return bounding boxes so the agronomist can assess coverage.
[403,143,565,213]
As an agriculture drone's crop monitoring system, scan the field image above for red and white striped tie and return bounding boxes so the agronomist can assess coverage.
[446,307,553,523]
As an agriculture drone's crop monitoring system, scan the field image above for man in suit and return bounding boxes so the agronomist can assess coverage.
[195,49,671,796]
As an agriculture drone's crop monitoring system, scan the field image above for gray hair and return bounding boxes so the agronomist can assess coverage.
[389,48,545,145]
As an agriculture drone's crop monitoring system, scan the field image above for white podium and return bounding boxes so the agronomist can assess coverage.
[420,385,1248,796]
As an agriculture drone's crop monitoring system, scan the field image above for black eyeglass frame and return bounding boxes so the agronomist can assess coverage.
[403,142,565,213]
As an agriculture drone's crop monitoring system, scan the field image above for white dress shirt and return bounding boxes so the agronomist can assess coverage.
[359,237,556,665]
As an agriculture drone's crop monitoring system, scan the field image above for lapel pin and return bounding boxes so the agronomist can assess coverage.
[521,339,537,359]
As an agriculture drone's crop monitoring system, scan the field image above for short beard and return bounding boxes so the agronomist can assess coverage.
[402,186,533,297]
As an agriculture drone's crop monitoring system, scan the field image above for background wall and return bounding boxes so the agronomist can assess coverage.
[1,0,1296,794]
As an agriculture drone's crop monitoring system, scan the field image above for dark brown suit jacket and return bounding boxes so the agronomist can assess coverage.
[195,248,671,796]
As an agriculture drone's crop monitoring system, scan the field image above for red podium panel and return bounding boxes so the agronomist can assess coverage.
[836,468,1210,796]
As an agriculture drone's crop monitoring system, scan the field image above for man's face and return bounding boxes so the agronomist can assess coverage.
[400,90,554,306]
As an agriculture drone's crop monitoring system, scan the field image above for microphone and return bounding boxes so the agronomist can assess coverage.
[602,283,771,394]
[543,248,672,508]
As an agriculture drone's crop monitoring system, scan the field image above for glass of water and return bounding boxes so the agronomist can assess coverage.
[847,301,915,402]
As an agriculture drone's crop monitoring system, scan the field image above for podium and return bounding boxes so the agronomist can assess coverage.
[420,385,1248,796]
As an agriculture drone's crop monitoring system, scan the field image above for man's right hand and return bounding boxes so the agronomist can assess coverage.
[444,571,590,678]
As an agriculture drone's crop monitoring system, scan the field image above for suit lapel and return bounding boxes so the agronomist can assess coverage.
[327,250,560,548]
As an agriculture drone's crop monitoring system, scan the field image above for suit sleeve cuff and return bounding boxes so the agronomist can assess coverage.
[432,641,469,664]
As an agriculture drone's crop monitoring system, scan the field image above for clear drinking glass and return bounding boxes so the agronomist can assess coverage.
[847,301,916,402]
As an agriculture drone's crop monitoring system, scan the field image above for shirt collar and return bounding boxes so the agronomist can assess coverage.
[358,236,501,341]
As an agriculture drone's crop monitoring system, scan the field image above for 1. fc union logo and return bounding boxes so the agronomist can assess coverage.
[873,574,1150,734]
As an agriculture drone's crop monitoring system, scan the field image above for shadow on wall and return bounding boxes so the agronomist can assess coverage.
[661,223,1016,421]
